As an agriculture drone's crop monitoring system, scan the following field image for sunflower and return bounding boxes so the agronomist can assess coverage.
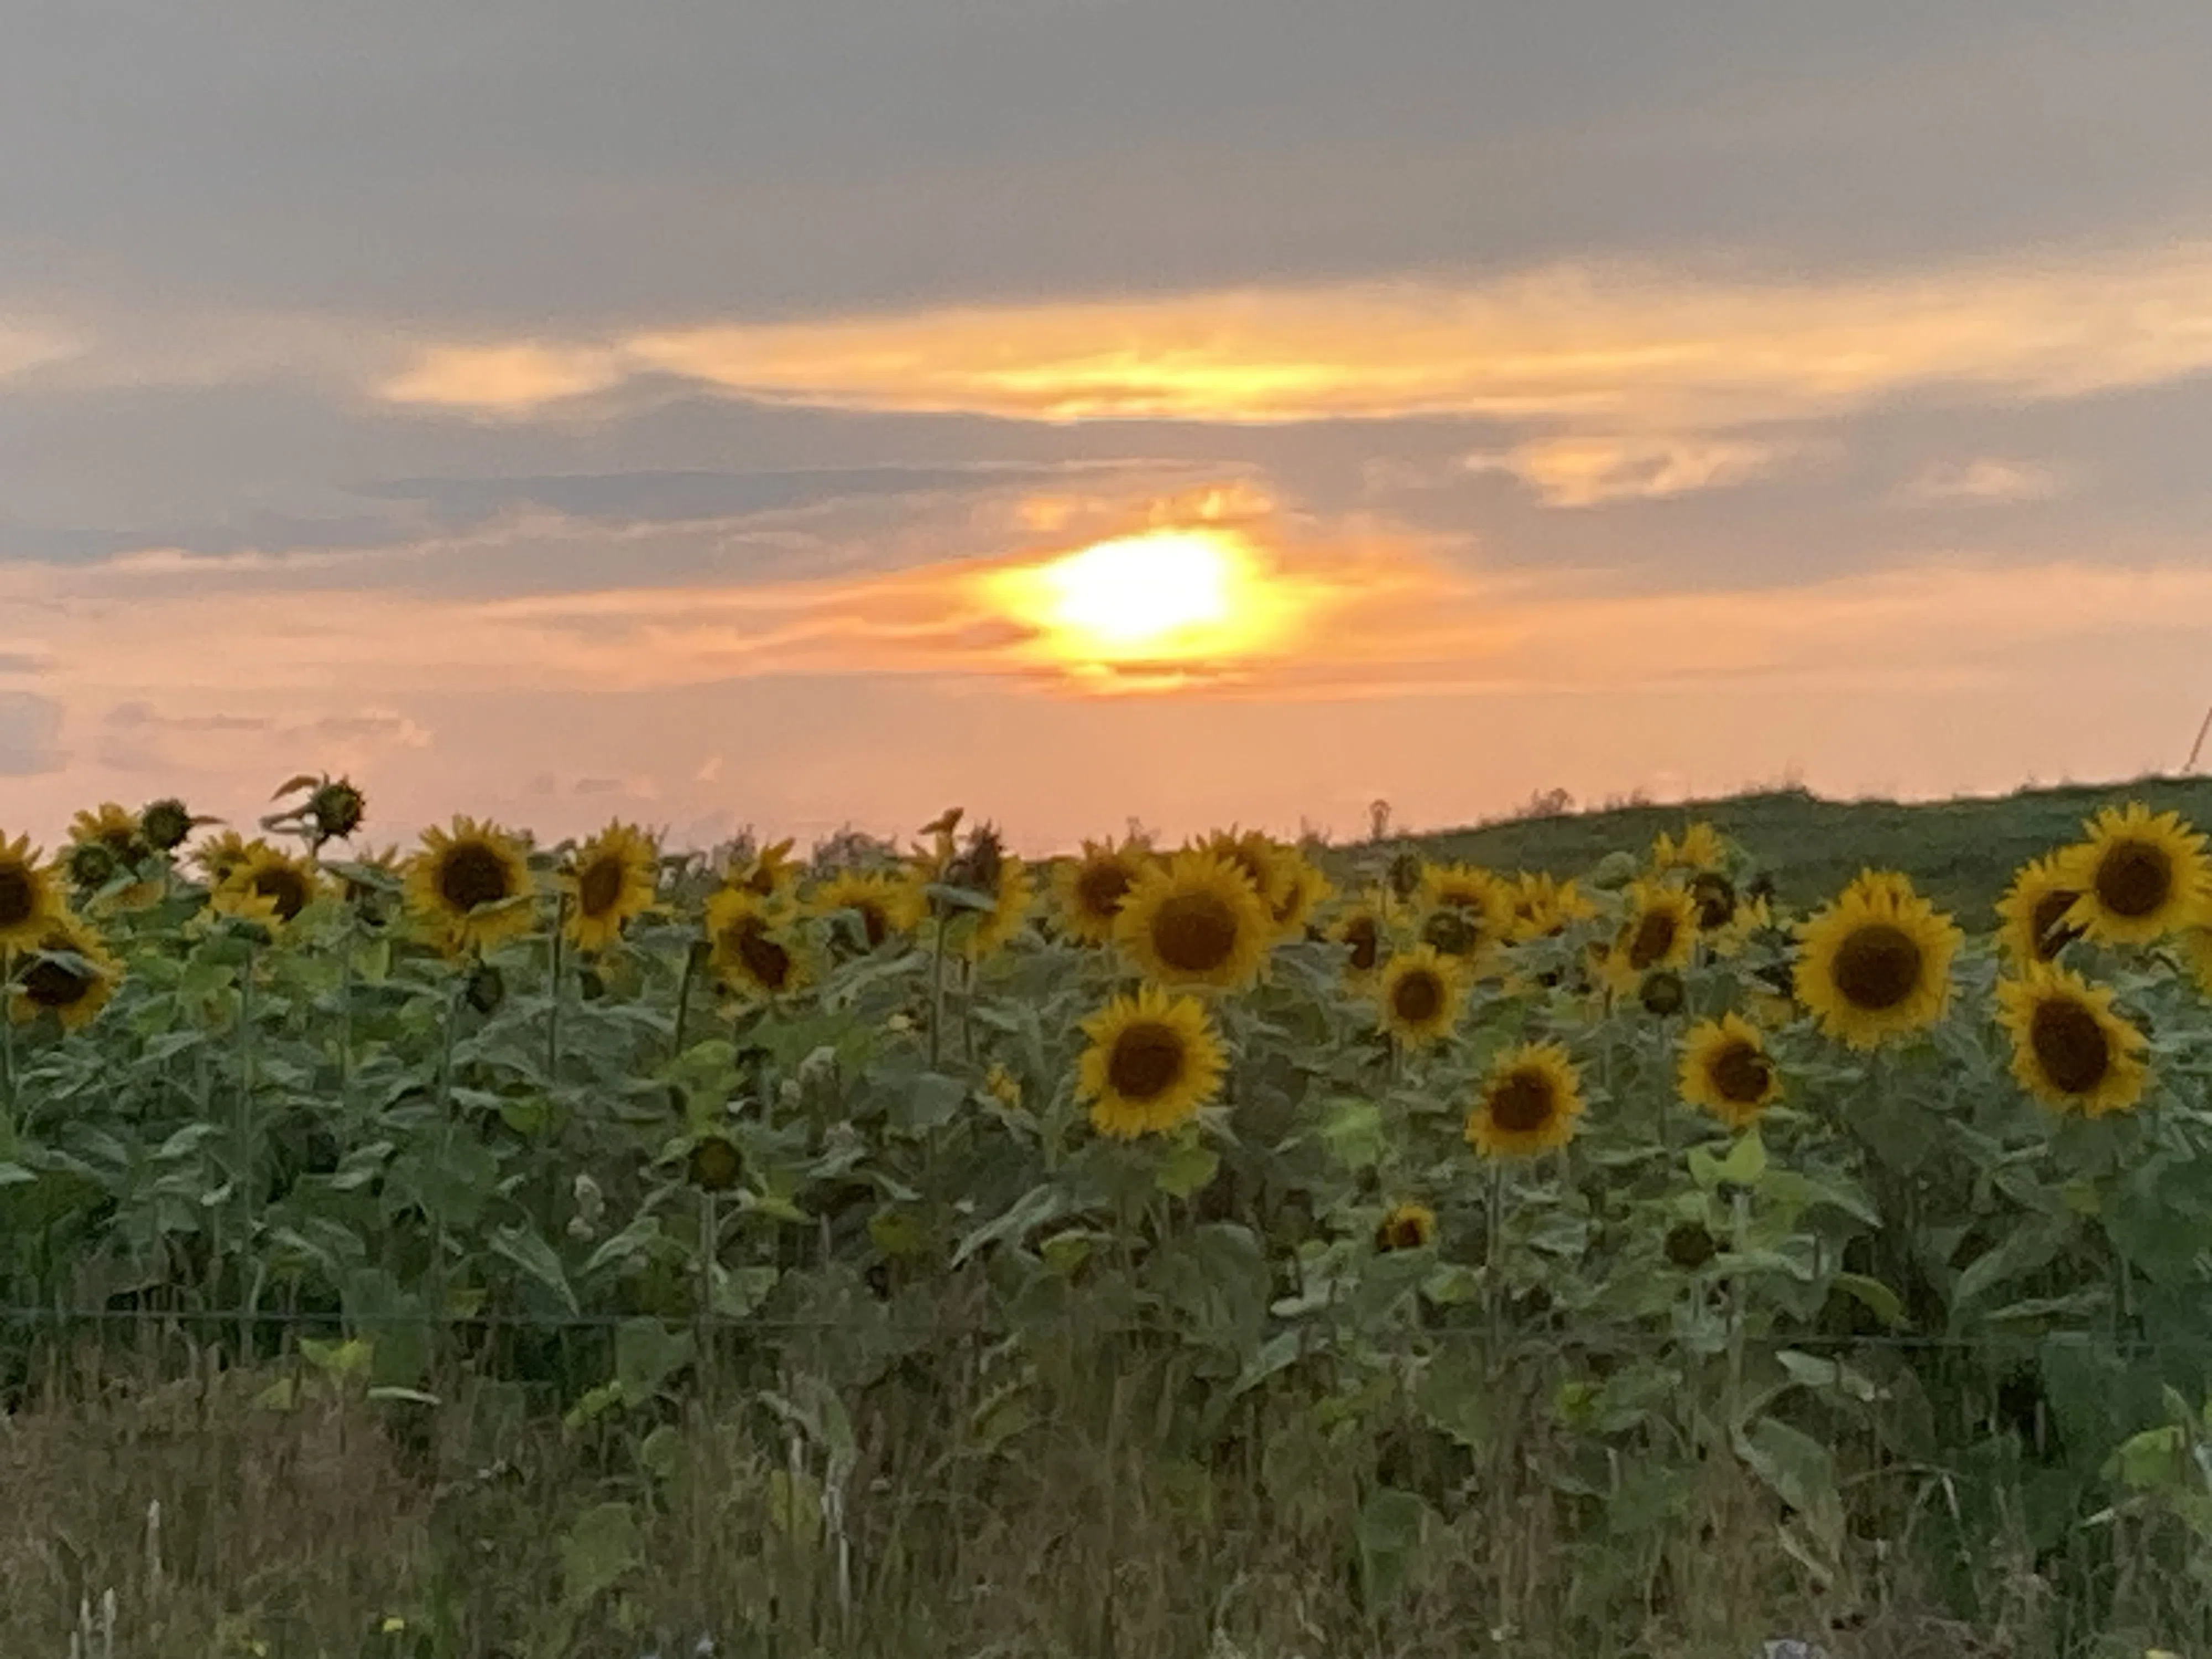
[1414,862,1513,963]
[1994,962,2150,1117]
[1075,983,1228,1139]
[211,841,324,930]
[1374,1202,1437,1252]
[1792,871,1961,1050]
[1375,943,1466,1047]
[1330,898,1388,982]
[1677,1013,1782,1129]
[66,802,160,906]
[404,817,538,956]
[961,855,1035,961]
[1200,827,1294,913]
[69,802,148,863]
[809,868,925,951]
[1052,836,1152,945]
[194,828,256,886]
[8,920,123,1032]
[1465,1041,1586,1158]
[1702,889,1773,959]
[727,837,801,899]
[563,822,658,952]
[0,833,63,954]
[705,886,809,998]
[1599,879,1699,994]
[1995,854,2085,964]
[1505,871,1594,942]
[1113,850,1274,992]
[2058,803,2210,947]
[1266,851,1335,941]
[1652,822,1727,874]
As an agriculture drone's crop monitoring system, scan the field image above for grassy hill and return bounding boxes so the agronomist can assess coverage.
[1400,774,2212,927]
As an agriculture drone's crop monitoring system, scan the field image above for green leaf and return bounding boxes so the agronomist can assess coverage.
[1154,1140,1219,1199]
[1318,1097,1386,1171]
[560,1500,641,1606]
[1953,1215,2071,1316]
[613,1318,695,1402]
[490,1225,579,1315]
[1354,1488,1428,1608]
[1828,1272,1905,1328]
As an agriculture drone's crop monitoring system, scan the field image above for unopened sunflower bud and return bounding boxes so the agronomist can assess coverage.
[65,841,116,890]
[1639,969,1687,1018]
[140,798,196,853]
[310,778,368,841]
[688,1135,743,1192]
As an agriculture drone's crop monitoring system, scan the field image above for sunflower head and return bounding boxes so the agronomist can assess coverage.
[1996,854,2085,964]
[810,867,925,953]
[211,841,324,931]
[1375,943,1466,1047]
[1792,871,1962,1050]
[688,1135,744,1193]
[1113,849,1274,992]
[728,836,802,900]
[564,822,658,952]
[9,920,123,1032]
[1201,827,1293,912]
[1076,983,1228,1139]
[404,817,538,957]
[1331,899,1387,980]
[139,798,202,854]
[1995,962,2150,1117]
[1465,1041,1585,1159]
[705,886,809,999]
[1638,969,1687,1018]
[1266,851,1335,940]
[1663,1222,1718,1270]
[1053,836,1152,946]
[0,833,62,953]
[1506,871,1594,942]
[1600,879,1699,994]
[1374,1202,1437,1253]
[1651,822,1727,874]
[70,803,148,862]
[957,852,1034,962]
[1678,1012,1782,1129]
[1414,863,1511,961]
[2058,803,2210,947]
[308,778,368,841]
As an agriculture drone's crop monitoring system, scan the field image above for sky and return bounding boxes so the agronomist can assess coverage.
[6,1,2212,856]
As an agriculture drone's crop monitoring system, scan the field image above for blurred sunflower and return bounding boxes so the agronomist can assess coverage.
[0,833,63,954]
[1651,822,1727,874]
[705,887,809,998]
[66,802,160,906]
[1465,1041,1585,1158]
[1506,871,1595,942]
[1052,836,1152,946]
[1076,983,1227,1139]
[69,802,147,864]
[563,822,658,952]
[810,868,924,951]
[727,837,802,899]
[1266,850,1335,940]
[961,855,1035,961]
[1995,854,2085,964]
[1415,862,1513,963]
[404,817,537,956]
[1600,879,1699,994]
[1374,1202,1437,1252]
[1375,943,1465,1047]
[211,841,324,929]
[1793,870,1961,1050]
[1677,1012,1782,1129]
[194,829,256,886]
[1995,962,2149,1117]
[1200,827,1293,914]
[2058,803,2209,947]
[1114,850,1273,992]
[1330,898,1387,982]
[2179,928,2212,999]
[8,920,122,1032]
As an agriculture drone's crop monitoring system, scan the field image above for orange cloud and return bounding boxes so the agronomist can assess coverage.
[376,237,2212,428]
[1464,434,1804,506]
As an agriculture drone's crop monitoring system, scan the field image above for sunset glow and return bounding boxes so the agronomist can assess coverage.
[988,528,1294,672]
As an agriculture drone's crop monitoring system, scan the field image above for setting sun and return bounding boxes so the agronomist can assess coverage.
[987,526,1297,675]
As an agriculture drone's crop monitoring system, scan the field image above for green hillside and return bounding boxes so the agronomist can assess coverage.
[1401,774,2212,927]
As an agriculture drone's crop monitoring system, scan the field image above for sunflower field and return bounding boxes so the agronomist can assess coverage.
[8,779,2212,1657]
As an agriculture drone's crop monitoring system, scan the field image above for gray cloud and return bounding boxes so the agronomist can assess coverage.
[0,692,64,775]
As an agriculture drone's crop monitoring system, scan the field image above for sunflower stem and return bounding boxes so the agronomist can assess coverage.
[671,938,703,1061]
[927,912,950,1071]
[545,896,565,1089]
[234,943,258,1363]
[1725,1184,1751,1443]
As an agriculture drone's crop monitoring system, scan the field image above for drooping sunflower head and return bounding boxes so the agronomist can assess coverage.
[810,867,925,952]
[1995,853,2085,964]
[9,920,123,1032]
[1330,898,1387,981]
[0,832,62,953]
[1792,870,1962,1050]
[1075,983,1228,1140]
[1113,849,1274,992]
[705,886,810,999]
[307,777,369,842]
[1995,962,2150,1118]
[1651,822,1727,874]
[1415,863,1512,962]
[404,816,538,956]
[2058,803,2210,947]
[1053,836,1152,946]
[1374,1202,1437,1253]
[1678,1011,1782,1130]
[1465,1041,1586,1159]
[1374,943,1466,1048]
[564,822,659,952]
[211,841,325,930]
[1600,879,1699,993]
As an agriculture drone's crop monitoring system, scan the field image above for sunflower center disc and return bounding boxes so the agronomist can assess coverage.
[22,956,90,1008]
[1107,1022,1185,1100]
[578,856,626,919]
[2096,842,2173,919]
[0,867,32,927]
[857,902,888,948]
[1151,892,1240,973]
[2030,889,2083,958]
[255,867,310,921]
[1489,1071,1555,1134]
[1627,910,1680,971]
[733,923,792,992]
[1692,874,1736,932]
[1391,971,1443,1025]
[1830,923,1923,1011]
[1710,1041,1772,1104]
[1076,862,1133,919]
[439,844,514,911]
[1343,917,1379,973]
[2030,998,2112,1095]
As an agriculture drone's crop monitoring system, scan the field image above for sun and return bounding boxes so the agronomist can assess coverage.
[991,526,1290,670]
